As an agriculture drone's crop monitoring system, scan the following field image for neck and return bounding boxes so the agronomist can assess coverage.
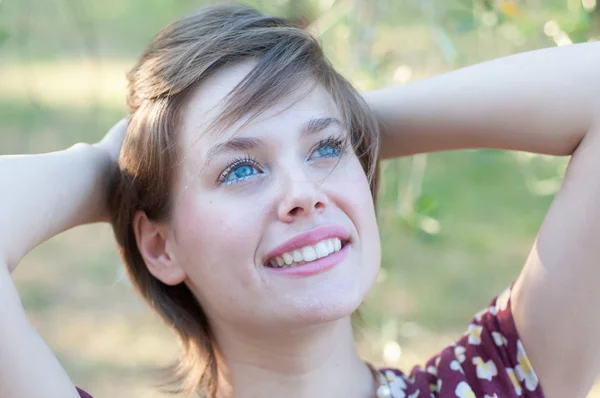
[213,317,376,398]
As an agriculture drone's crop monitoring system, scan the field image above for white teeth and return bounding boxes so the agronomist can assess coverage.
[315,241,329,258]
[326,239,334,253]
[268,237,346,268]
[302,246,317,262]
[282,252,293,265]
[333,238,341,251]
[292,250,303,262]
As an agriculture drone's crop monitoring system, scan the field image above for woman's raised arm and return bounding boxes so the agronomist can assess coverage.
[366,42,600,158]
[0,120,125,397]
[367,42,600,397]
[0,119,126,272]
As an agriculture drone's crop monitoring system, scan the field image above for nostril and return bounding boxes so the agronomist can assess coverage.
[288,206,302,216]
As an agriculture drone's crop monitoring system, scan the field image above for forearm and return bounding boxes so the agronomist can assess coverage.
[0,266,81,398]
[0,144,111,271]
[366,42,600,158]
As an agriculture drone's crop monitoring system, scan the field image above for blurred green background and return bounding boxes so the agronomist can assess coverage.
[1,0,598,396]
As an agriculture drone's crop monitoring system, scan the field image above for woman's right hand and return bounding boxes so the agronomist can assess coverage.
[93,118,127,167]
[90,118,128,223]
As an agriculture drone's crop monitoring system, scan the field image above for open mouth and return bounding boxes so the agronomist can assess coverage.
[265,237,349,268]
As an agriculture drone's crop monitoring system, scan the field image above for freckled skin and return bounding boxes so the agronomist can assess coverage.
[166,61,381,335]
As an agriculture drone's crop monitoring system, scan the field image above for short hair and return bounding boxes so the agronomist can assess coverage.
[109,4,380,397]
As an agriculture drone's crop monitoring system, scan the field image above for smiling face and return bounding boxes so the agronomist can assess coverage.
[163,61,381,333]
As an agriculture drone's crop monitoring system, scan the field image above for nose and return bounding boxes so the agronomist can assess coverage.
[277,173,328,223]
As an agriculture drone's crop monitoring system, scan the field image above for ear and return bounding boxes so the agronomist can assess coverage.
[132,210,186,286]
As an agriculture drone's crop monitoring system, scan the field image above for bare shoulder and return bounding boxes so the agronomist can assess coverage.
[512,122,600,397]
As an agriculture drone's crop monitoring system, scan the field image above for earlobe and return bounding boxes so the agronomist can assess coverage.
[132,210,187,286]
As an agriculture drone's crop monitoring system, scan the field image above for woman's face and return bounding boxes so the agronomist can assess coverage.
[168,62,380,332]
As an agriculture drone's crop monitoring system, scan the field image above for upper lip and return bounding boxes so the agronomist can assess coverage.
[264,224,350,264]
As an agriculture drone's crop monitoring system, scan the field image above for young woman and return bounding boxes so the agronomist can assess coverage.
[1,4,599,398]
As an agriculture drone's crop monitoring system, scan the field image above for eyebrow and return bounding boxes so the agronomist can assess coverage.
[202,117,342,168]
[302,117,341,137]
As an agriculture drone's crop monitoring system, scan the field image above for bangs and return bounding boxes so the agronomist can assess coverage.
[205,41,345,142]
[118,4,382,397]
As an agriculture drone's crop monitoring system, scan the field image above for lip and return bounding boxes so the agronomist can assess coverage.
[264,224,350,265]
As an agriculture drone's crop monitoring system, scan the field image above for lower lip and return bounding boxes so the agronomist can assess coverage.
[265,244,349,277]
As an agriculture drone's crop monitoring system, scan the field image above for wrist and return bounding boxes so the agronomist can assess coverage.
[69,142,115,224]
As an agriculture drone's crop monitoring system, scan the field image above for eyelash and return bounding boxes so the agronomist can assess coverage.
[310,136,347,159]
[218,155,261,185]
[217,135,348,186]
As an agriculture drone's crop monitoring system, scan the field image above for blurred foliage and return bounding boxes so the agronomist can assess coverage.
[1,2,600,393]
[0,29,7,47]
[0,0,6,48]
[1,1,596,249]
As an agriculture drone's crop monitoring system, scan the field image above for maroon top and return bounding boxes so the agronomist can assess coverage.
[377,285,544,397]
[75,387,92,398]
[75,285,544,397]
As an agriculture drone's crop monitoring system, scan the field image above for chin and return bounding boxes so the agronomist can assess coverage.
[276,274,374,326]
[255,250,380,328]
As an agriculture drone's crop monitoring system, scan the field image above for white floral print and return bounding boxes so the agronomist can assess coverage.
[454,345,466,363]
[496,286,511,312]
[450,359,465,374]
[472,356,498,381]
[384,370,408,397]
[467,324,483,345]
[492,331,507,347]
[506,368,523,396]
[455,381,476,398]
[515,340,540,391]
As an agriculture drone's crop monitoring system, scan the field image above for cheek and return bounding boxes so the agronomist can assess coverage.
[331,157,381,265]
[172,191,262,303]
[332,157,377,222]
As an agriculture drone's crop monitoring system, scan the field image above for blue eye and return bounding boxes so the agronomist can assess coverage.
[220,158,261,185]
[311,138,344,159]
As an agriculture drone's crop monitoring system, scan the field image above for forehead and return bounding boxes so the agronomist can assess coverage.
[178,60,341,161]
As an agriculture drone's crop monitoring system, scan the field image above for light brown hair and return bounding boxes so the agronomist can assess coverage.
[109,4,380,397]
